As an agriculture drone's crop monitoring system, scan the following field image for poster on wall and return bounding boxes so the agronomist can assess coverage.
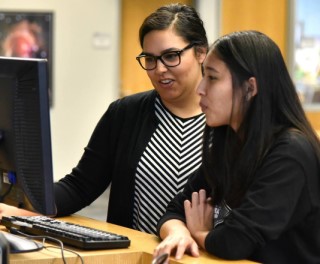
[0,11,54,106]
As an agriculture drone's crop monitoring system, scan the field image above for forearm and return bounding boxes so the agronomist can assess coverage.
[0,203,40,218]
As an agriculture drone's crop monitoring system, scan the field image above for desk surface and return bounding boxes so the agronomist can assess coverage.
[4,215,257,264]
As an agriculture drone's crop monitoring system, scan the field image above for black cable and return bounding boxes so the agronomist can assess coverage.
[44,246,84,264]
[10,229,84,264]
[0,184,13,202]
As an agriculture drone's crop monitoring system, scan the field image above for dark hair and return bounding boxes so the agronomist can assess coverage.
[139,3,208,52]
[203,30,320,207]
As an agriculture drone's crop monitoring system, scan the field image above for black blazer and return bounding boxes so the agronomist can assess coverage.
[55,90,159,228]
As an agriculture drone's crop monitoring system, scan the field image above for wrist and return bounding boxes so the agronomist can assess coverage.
[160,219,190,239]
[192,231,209,249]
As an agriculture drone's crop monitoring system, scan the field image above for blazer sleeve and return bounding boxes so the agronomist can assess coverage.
[54,99,126,216]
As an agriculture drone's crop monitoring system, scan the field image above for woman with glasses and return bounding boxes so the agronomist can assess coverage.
[154,31,320,263]
[0,3,208,235]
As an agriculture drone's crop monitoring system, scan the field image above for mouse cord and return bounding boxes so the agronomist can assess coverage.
[0,184,13,202]
[11,229,84,264]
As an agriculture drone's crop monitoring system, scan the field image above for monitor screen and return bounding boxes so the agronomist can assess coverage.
[0,56,56,216]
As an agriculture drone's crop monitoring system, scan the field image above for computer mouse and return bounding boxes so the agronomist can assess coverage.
[0,231,43,253]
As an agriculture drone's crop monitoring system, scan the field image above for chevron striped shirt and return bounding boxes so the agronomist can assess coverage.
[132,97,206,234]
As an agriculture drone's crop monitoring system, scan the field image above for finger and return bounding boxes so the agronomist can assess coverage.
[153,246,161,258]
[153,250,170,264]
[189,241,200,257]
[199,189,207,203]
[184,199,191,213]
[153,244,171,260]
[175,238,189,260]
[191,191,199,205]
[154,236,179,259]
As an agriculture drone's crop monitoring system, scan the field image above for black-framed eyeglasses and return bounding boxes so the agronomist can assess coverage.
[136,43,195,71]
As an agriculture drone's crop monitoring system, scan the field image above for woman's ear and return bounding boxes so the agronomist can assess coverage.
[196,46,208,64]
[246,77,258,100]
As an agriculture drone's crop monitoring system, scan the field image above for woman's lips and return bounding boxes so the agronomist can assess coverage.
[160,79,172,84]
[199,102,207,112]
[158,79,173,88]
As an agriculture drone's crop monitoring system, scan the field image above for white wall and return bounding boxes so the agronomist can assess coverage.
[1,0,120,180]
[195,0,221,45]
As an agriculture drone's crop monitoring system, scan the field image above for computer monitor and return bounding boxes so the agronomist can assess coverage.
[0,56,56,216]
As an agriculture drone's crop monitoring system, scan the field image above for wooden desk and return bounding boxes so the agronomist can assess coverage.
[6,215,256,264]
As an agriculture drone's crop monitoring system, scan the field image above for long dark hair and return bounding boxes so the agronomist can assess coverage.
[139,3,208,54]
[203,30,320,207]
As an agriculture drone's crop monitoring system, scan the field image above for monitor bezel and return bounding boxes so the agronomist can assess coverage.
[0,56,56,216]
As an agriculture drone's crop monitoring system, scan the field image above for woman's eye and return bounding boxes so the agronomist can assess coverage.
[145,56,155,63]
[208,75,217,81]
[163,52,179,62]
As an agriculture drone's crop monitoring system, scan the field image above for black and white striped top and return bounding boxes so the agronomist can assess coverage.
[132,97,206,234]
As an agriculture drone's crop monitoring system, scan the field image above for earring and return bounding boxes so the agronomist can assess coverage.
[245,86,252,101]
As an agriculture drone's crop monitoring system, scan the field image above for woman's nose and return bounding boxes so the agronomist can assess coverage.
[154,60,168,73]
[197,79,205,95]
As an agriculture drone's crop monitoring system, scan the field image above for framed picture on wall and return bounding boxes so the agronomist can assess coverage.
[0,11,54,106]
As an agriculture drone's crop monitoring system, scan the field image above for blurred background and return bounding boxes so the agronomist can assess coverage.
[0,0,319,220]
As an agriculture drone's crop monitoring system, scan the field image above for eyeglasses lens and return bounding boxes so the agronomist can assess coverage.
[137,43,194,70]
[139,52,180,70]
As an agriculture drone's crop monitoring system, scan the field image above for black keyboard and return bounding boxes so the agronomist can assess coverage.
[0,216,131,250]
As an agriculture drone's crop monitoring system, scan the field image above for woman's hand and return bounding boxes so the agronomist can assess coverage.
[0,203,39,218]
[154,219,200,263]
[184,189,214,248]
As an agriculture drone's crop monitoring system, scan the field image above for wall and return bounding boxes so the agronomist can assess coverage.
[195,0,221,45]
[221,0,287,59]
[1,0,120,180]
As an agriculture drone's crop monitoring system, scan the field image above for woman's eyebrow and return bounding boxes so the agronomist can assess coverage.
[141,47,180,56]
[205,65,219,73]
